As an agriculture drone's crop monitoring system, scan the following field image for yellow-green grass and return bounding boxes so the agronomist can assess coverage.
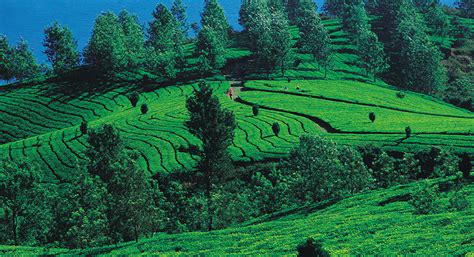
[1,179,472,256]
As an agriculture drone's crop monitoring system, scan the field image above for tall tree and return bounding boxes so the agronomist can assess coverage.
[201,0,230,44]
[249,5,293,76]
[298,8,333,78]
[10,39,41,80]
[195,25,226,74]
[84,12,127,73]
[0,35,14,81]
[357,30,388,81]
[287,0,316,25]
[86,124,163,243]
[172,0,189,38]
[374,0,446,92]
[341,0,370,38]
[43,22,80,74]
[185,81,236,231]
[323,0,345,17]
[455,0,474,18]
[147,4,185,78]
[0,160,52,246]
[119,10,146,70]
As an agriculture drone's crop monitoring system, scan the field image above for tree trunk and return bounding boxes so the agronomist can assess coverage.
[324,66,327,79]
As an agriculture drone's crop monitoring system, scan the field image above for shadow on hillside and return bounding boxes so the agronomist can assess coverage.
[243,198,340,226]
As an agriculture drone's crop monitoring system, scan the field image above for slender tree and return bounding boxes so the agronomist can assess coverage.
[298,8,333,77]
[0,35,14,81]
[201,0,230,44]
[341,0,370,39]
[357,30,388,81]
[84,12,127,73]
[43,22,80,74]
[195,25,226,74]
[455,0,474,18]
[119,10,146,69]
[185,81,236,231]
[172,0,189,38]
[10,39,41,80]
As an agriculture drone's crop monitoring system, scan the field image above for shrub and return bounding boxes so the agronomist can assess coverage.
[405,126,411,138]
[297,238,329,257]
[369,112,376,123]
[128,92,140,107]
[141,104,148,114]
[433,149,461,179]
[272,122,280,137]
[80,121,88,135]
[448,191,471,211]
[252,105,259,116]
[409,183,441,215]
[396,91,406,98]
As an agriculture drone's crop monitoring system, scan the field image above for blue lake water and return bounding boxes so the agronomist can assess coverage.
[0,0,456,64]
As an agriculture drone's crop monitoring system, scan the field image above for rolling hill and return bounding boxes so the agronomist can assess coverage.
[0,19,473,183]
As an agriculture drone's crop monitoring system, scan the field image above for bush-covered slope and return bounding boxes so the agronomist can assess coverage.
[1,179,472,256]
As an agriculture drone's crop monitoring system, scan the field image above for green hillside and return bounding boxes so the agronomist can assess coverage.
[1,19,472,183]
[1,178,472,256]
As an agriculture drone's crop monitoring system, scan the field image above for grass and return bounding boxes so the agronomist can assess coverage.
[1,179,472,256]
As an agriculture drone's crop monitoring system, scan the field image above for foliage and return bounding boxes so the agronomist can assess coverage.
[119,11,146,70]
[283,135,372,204]
[10,39,41,80]
[297,238,329,257]
[357,30,388,81]
[84,12,128,73]
[128,92,140,107]
[195,26,226,74]
[171,0,189,38]
[298,8,333,77]
[201,0,230,44]
[141,104,148,114]
[0,160,52,245]
[80,121,88,135]
[455,0,474,18]
[43,22,80,74]
[409,183,441,214]
[272,122,280,136]
[0,35,14,81]
[247,4,293,76]
[448,190,471,211]
[252,104,259,116]
[322,0,345,17]
[185,81,236,230]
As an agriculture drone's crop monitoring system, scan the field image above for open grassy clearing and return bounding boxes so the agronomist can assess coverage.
[1,179,472,256]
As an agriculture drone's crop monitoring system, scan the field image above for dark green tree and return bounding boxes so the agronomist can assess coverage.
[195,25,226,74]
[287,0,316,25]
[84,12,127,73]
[357,30,388,81]
[43,22,80,74]
[323,0,345,16]
[172,0,189,37]
[249,5,293,76]
[0,160,52,245]
[147,4,185,77]
[119,10,146,70]
[0,35,14,81]
[201,0,230,44]
[298,8,333,77]
[455,0,474,18]
[341,0,370,38]
[86,124,163,243]
[10,39,41,80]
[185,81,236,231]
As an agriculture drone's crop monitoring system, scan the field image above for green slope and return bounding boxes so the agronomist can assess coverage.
[1,179,472,256]
[0,19,473,183]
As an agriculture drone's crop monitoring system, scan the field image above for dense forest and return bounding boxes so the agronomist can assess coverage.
[0,0,473,255]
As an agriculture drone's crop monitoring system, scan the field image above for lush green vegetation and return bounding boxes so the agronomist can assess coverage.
[0,0,472,254]
[0,178,471,255]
